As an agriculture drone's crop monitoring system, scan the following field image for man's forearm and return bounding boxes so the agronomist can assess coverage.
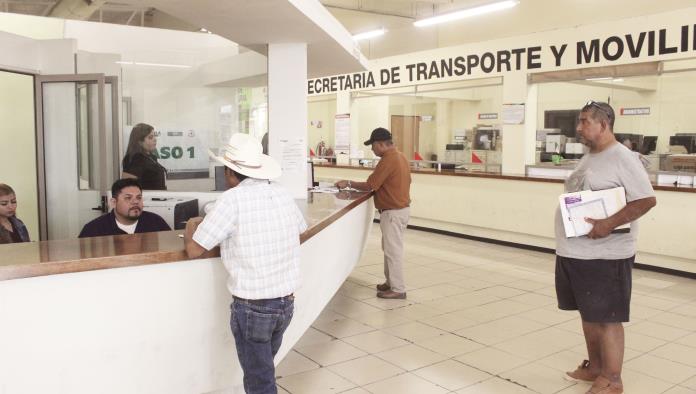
[350,181,372,191]
[607,197,657,229]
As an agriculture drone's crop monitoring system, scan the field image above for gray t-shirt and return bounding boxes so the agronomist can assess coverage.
[555,142,654,260]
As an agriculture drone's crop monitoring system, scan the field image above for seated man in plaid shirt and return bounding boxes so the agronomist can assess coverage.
[184,133,307,394]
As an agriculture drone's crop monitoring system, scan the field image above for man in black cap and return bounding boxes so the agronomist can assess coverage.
[335,127,411,299]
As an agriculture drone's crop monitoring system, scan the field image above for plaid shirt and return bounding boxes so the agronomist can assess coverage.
[193,178,307,299]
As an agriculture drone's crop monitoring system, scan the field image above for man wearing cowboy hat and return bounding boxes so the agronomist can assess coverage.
[335,127,411,300]
[184,133,307,394]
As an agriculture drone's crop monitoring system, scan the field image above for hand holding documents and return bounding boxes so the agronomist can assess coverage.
[559,187,629,237]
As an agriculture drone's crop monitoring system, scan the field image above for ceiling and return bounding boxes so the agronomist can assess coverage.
[3,0,696,60]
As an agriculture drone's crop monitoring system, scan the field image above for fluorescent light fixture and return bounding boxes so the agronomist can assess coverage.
[199,28,212,34]
[353,28,386,41]
[414,0,519,27]
[612,78,624,82]
[115,61,192,69]
[585,77,613,81]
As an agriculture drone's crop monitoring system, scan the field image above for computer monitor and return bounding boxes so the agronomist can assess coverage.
[614,133,643,152]
[214,166,229,191]
[669,135,696,153]
[544,110,580,138]
[640,136,657,154]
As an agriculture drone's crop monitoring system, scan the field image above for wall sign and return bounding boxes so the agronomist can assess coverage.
[478,113,498,120]
[125,128,210,174]
[308,23,696,95]
[334,114,351,154]
[502,104,525,125]
[620,107,651,115]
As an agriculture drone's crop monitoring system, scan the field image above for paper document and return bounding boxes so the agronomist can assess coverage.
[559,187,628,237]
[310,186,359,194]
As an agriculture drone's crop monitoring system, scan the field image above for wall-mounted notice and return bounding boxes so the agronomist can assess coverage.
[280,137,306,173]
[502,104,525,125]
[620,107,650,116]
[335,114,350,154]
[478,113,498,120]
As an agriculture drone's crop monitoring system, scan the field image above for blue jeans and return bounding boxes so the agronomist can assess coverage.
[230,296,294,394]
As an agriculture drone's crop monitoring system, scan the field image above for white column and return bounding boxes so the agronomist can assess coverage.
[267,43,308,199]
[435,99,451,161]
[501,72,538,175]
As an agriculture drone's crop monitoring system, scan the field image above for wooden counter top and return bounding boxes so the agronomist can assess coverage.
[315,163,696,193]
[0,191,372,281]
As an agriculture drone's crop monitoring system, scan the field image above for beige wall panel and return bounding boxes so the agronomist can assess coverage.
[316,166,696,273]
[0,71,38,241]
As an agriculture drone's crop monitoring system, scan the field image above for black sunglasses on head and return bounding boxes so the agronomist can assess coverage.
[584,100,613,119]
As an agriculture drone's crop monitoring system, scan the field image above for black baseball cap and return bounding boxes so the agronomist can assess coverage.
[364,127,392,146]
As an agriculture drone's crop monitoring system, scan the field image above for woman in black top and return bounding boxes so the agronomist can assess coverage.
[0,183,30,244]
[122,123,167,190]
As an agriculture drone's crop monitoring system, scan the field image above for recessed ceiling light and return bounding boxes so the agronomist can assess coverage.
[115,61,192,69]
[353,28,386,41]
[414,0,519,27]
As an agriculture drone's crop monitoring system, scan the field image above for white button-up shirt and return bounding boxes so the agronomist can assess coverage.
[193,178,307,299]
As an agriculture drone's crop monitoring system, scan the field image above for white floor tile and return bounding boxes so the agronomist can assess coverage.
[282,228,696,394]
[375,344,448,371]
[625,353,696,384]
[341,330,410,354]
[413,333,485,357]
[327,355,404,386]
[363,372,449,394]
[275,350,321,378]
[296,340,367,366]
[455,377,536,393]
[413,360,491,391]
[499,362,576,394]
[276,368,356,394]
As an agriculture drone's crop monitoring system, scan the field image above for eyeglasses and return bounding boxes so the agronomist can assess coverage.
[584,100,613,119]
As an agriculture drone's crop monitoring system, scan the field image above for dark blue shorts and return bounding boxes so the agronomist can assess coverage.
[555,255,633,323]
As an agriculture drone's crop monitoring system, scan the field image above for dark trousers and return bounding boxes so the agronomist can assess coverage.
[230,296,294,394]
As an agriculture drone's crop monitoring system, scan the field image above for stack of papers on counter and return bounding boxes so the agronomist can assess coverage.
[559,187,628,237]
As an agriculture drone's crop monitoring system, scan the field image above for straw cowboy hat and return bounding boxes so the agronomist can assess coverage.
[208,133,281,180]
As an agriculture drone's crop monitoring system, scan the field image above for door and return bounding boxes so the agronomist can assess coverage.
[391,115,420,160]
[35,74,120,240]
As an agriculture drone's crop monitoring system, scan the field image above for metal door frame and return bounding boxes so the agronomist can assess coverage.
[34,74,120,240]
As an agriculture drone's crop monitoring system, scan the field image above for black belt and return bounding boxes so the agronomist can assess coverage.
[233,294,294,305]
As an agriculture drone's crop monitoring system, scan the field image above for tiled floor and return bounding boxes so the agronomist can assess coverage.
[276,225,696,394]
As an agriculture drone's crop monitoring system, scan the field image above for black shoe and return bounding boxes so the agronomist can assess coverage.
[376,283,391,292]
[377,290,406,299]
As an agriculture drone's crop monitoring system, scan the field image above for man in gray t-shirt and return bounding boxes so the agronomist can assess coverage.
[554,102,656,394]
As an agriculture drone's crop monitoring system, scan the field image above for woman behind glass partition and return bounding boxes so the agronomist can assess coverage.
[0,183,30,244]
[122,123,167,190]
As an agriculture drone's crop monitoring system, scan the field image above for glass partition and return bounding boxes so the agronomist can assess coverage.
[119,41,268,191]
[535,58,696,173]
[310,77,504,173]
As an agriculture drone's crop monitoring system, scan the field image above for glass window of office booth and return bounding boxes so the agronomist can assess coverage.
[119,42,268,191]
[317,77,503,172]
[534,58,696,172]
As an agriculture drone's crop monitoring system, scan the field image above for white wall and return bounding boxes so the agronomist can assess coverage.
[0,71,38,241]
[308,98,337,154]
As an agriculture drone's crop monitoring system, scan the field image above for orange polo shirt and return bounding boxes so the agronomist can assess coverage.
[366,149,411,210]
